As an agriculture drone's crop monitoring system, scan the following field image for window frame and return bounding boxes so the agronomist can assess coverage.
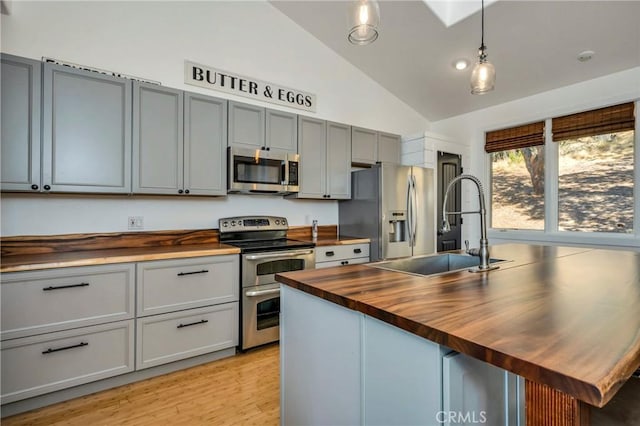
[486,100,640,249]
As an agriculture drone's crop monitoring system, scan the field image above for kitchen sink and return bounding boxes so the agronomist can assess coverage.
[369,253,506,276]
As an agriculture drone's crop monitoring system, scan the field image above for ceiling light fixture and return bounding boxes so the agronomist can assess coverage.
[348,0,380,45]
[470,0,495,94]
[454,59,469,70]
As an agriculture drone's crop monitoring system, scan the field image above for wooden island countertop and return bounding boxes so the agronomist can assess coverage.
[275,243,640,411]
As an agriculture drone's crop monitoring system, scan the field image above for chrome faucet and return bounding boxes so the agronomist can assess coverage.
[441,174,498,272]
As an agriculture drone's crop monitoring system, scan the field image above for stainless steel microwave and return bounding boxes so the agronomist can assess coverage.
[228,147,300,194]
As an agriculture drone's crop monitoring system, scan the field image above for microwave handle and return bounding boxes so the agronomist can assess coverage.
[282,161,288,185]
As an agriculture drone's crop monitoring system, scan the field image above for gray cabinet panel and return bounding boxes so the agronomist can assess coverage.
[297,116,326,198]
[378,132,401,164]
[42,63,131,193]
[266,109,297,154]
[326,121,351,199]
[1,54,41,192]
[184,92,227,196]
[133,82,183,194]
[352,126,377,165]
[228,101,265,150]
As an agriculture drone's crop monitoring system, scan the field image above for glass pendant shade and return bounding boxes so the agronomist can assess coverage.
[348,0,380,45]
[470,56,496,94]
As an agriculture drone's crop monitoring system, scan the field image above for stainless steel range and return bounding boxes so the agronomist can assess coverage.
[219,216,315,350]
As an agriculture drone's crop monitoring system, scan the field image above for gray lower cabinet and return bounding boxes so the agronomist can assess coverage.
[315,243,370,268]
[133,83,227,196]
[1,320,135,404]
[42,62,132,193]
[352,126,401,165]
[295,117,351,199]
[228,100,297,154]
[0,54,41,192]
[443,351,524,426]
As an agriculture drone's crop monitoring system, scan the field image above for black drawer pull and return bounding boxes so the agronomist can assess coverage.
[177,269,209,277]
[43,282,89,291]
[341,261,349,265]
[325,251,335,257]
[42,342,88,354]
[177,319,209,329]
[353,248,362,254]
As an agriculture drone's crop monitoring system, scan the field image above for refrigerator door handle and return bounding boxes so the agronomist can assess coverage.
[406,175,413,247]
[411,175,418,247]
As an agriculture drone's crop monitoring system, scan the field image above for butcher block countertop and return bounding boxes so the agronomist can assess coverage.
[275,243,640,408]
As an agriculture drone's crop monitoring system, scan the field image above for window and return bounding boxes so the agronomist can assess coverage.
[553,103,635,233]
[487,122,545,230]
[488,101,636,236]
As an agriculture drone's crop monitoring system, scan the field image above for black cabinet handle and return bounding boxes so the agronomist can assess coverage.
[42,342,88,355]
[185,189,190,194]
[354,248,362,254]
[31,184,39,190]
[325,251,335,257]
[341,261,349,265]
[266,147,270,151]
[177,319,208,329]
[261,146,266,150]
[177,269,209,277]
[178,189,184,194]
[43,185,51,191]
[43,282,89,291]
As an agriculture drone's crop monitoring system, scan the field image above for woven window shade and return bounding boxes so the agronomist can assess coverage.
[485,121,544,153]
[552,102,635,142]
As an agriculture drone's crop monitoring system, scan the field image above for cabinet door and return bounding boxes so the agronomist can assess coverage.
[228,101,264,150]
[297,116,326,198]
[266,109,297,154]
[184,92,227,196]
[443,352,521,426]
[326,121,351,199]
[378,132,401,164]
[1,54,41,192]
[133,82,183,194]
[42,63,131,193]
[351,126,377,165]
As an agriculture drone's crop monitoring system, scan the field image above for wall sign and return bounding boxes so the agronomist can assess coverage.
[185,60,316,113]
[43,57,160,85]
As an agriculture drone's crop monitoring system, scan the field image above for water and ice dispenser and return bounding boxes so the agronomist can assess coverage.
[388,211,407,243]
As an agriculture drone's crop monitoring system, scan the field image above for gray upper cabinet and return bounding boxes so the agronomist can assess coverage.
[378,132,401,164]
[228,101,297,154]
[133,82,184,195]
[326,122,351,199]
[351,126,377,165]
[228,101,265,151]
[266,109,297,154]
[133,83,227,196]
[184,92,227,196]
[1,54,41,192]
[296,116,326,198]
[294,117,351,200]
[42,63,132,193]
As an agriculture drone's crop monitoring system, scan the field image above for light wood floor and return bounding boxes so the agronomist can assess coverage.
[3,344,279,426]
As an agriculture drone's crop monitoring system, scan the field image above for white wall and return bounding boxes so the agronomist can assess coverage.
[0,1,429,236]
[430,67,640,247]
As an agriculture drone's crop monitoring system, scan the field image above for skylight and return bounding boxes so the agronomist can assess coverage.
[423,0,499,27]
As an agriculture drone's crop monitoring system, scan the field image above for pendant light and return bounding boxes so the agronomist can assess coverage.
[348,0,380,45]
[470,0,495,94]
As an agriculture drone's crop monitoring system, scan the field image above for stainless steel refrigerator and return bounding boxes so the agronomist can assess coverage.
[339,163,435,261]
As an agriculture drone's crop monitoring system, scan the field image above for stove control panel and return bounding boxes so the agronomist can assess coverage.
[219,216,288,233]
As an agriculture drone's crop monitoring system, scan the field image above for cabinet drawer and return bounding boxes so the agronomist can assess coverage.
[316,244,370,263]
[136,303,238,370]
[1,264,135,341]
[137,255,239,317]
[316,257,370,269]
[1,320,134,404]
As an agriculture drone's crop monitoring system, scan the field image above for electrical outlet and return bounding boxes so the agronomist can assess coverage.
[128,216,144,230]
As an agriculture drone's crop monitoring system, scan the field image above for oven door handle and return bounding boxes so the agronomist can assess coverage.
[245,288,281,297]
[245,249,314,260]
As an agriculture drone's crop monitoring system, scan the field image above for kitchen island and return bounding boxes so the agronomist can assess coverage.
[275,244,640,426]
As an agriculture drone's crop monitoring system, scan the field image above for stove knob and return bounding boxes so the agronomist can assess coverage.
[222,221,228,228]
[231,220,236,226]
[281,219,287,225]
[275,219,280,225]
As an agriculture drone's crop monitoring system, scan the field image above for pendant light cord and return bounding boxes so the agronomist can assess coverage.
[480,0,485,52]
